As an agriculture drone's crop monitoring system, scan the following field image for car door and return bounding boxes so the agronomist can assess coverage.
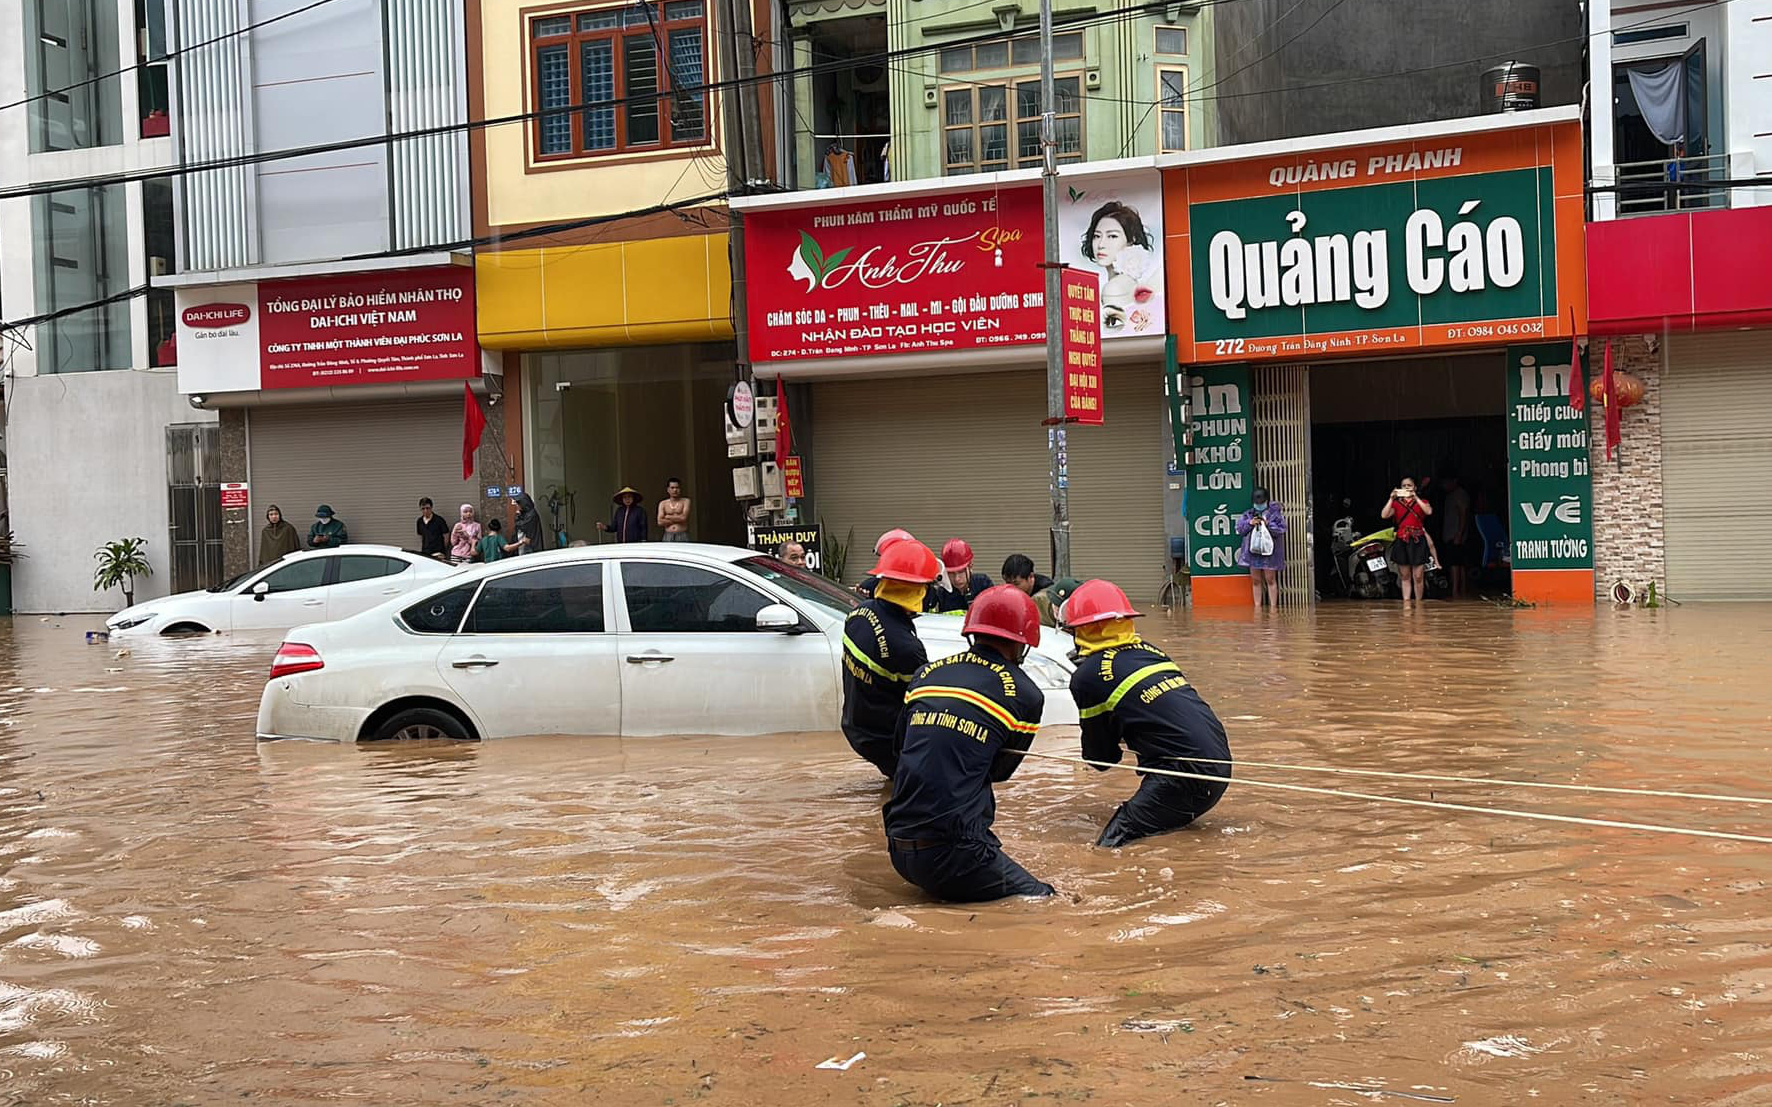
[434,562,621,739]
[614,559,835,737]
[230,555,333,631]
[328,555,417,619]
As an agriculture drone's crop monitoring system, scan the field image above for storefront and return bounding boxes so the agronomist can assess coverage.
[174,264,491,573]
[1587,203,1772,601]
[734,170,1174,597]
[1162,107,1594,606]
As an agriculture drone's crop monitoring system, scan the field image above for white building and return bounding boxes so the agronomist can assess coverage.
[0,0,210,613]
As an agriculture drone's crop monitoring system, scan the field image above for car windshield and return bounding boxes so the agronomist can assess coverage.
[734,556,858,617]
[208,562,275,593]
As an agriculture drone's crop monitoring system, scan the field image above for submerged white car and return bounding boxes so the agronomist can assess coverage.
[106,547,457,637]
[257,543,1080,742]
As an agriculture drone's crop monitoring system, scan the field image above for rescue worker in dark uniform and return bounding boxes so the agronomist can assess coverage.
[884,585,1053,902]
[1063,579,1233,848]
[841,539,940,777]
[926,539,994,613]
[855,528,915,598]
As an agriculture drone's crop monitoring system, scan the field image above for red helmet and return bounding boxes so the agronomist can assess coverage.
[874,528,914,554]
[962,584,1042,648]
[869,540,940,584]
[940,538,975,572]
[1062,579,1141,628]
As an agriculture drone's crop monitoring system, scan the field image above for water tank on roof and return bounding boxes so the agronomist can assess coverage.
[1482,62,1541,113]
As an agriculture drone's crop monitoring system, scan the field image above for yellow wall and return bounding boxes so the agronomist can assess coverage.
[476,233,735,349]
[478,0,731,227]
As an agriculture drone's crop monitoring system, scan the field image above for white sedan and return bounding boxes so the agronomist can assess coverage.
[257,543,1080,742]
[106,547,457,638]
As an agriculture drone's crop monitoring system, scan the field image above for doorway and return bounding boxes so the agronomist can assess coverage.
[166,422,224,592]
[1308,354,1510,600]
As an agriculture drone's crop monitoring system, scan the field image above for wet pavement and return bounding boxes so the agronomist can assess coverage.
[1,603,1771,1105]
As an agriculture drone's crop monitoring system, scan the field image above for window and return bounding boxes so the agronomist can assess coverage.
[336,556,410,583]
[943,76,1082,175]
[402,584,478,634]
[464,564,606,633]
[530,1,708,159]
[31,185,131,374]
[1154,26,1187,55]
[24,0,123,152]
[259,559,329,595]
[939,32,1082,72]
[145,178,175,367]
[1158,68,1188,154]
[136,0,170,135]
[622,562,772,632]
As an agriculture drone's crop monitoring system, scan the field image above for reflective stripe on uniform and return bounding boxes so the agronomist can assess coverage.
[1078,661,1185,719]
[905,684,1039,734]
[844,634,910,682]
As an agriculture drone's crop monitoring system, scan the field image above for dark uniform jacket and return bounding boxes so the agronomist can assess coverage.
[884,650,1045,844]
[925,571,994,614]
[1071,640,1231,774]
[841,599,927,751]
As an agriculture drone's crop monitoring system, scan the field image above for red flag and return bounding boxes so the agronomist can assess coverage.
[462,383,487,479]
[775,376,792,467]
[1601,339,1621,461]
[1567,312,1584,415]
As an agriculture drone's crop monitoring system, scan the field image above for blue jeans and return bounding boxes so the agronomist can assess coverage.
[888,838,1054,902]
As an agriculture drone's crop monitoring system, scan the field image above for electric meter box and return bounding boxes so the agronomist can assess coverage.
[731,465,761,499]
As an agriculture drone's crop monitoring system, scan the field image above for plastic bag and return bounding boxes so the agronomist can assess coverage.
[1249,521,1275,558]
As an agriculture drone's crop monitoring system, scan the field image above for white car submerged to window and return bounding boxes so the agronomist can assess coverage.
[105,547,457,638]
[257,544,1080,742]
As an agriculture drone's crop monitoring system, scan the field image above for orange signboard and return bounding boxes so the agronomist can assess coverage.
[1163,120,1586,364]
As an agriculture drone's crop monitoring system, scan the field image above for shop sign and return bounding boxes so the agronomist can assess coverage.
[174,267,480,394]
[749,523,824,572]
[219,482,249,509]
[1182,365,1254,575]
[1060,271,1104,425]
[1506,343,1593,571]
[781,455,805,498]
[1164,120,1585,364]
[740,171,1166,361]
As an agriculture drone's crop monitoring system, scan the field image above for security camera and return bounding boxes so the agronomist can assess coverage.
[555,381,571,392]
[188,393,206,408]
[486,392,501,406]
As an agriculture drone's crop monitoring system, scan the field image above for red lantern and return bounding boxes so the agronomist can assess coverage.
[1590,371,1646,409]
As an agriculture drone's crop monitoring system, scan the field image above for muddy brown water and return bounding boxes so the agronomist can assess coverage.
[1,605,1771,1105]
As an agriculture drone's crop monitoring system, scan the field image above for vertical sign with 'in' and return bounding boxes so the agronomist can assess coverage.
[1061,270,1105,425]
[1183,366,1255,579]
[1506,342,1593,605]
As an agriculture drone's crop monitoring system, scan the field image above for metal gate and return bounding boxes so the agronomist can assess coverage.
[1253,364,1313,607]
[166,423,224,593]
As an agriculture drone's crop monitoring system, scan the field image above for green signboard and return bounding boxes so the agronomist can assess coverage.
[1184,364,1254,576]
[1506,342,1593,571]
[1189,168,1558,346]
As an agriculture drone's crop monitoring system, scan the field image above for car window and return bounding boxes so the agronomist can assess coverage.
[734,556,857,617]
[401,583,478,634]
[336,555,409,583]
[623,562,773,633]
[258,558,329,594]
[463,564,605,634]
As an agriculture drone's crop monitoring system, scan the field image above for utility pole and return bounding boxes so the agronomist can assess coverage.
[1039,0,1072,579]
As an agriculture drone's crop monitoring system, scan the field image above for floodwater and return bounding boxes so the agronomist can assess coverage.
[1,605,1771,1106]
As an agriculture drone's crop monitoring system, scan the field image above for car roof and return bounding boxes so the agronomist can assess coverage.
[478,542,756,569]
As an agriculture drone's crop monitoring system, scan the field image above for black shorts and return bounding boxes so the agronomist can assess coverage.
[1389,535,1430,567]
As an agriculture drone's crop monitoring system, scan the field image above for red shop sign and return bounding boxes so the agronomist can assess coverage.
[258,267,478,390]
[744,187,1044,361]
[782,455,805,498]
[1060,270,1104,425]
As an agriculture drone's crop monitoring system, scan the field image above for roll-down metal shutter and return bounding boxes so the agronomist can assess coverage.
[1663,332,1772,600]
[809,364,1169,600]
[247,400,481,555]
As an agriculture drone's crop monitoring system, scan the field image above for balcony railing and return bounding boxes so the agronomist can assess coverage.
[1612,153,1731,217]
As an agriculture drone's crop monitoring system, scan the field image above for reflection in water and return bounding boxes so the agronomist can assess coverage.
[0,607,1771,1102]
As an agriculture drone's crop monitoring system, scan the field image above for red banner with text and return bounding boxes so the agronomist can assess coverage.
[258,267,479,389]
[744,187,1045,360]
[1061,270,1104,425]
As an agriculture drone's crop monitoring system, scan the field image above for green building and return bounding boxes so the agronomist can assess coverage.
[787,0,1217,187]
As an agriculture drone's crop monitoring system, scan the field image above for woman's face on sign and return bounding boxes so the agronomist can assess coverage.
[1091,217,1128,265]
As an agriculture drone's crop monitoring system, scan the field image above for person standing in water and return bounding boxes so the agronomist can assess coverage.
[1382,477,1433,606]
[511,492,545,555]
[598,487,648,543]
[258,505,301,565]
[307,505,348,549]
[1235,488,1287,608]
[840,540,940,778]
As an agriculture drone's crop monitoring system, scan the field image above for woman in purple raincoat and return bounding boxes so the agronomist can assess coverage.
[1235,488,1287,608]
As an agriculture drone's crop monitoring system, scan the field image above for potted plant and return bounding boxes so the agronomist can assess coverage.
[93,538,152,608]
[0,532,26,615]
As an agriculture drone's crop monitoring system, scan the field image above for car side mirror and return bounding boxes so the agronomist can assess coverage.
[252,581,270,602]
[755,603,800,632]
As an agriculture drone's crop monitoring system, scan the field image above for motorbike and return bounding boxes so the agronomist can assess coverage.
[1328,502,1399,599]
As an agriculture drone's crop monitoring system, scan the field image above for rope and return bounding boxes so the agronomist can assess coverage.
[1016,750,1772,847]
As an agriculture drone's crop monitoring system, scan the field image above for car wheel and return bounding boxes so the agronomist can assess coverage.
[369,707,472,742]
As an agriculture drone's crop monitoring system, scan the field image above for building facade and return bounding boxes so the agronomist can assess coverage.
[1584,0,1772,601]
[163,0,487,581]
[0,0,203,613]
